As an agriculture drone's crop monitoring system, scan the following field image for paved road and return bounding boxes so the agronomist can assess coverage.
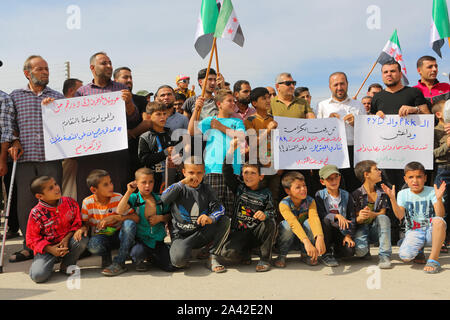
[0,236,449,300]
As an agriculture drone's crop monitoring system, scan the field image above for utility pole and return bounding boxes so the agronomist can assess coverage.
[64,61,70,79]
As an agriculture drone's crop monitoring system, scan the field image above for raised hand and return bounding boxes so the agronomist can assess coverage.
[434,182,446,201]
[381,183,395,199]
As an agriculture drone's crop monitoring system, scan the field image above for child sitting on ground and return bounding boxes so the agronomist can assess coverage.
[315,165,356,267]
[117,168,175,272]
[220,138,276,272]
[352,160,392,269]
[26,176,88,283]
[161,156,231,273]
[78,169,139,277]
[382,161,447,273]
[274,172,326,268]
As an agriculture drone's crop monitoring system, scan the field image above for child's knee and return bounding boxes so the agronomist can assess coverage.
[30,267,52,283]
[355,245,369,258]
[121,220,137,235]
[432,217,447,230]
[376,215,391,229]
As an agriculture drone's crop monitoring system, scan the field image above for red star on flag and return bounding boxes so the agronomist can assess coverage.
[388,47,396,55]
[395,54,403,62]
[402,67,407,74]
[233,17,238,23]
[227,28,233,34]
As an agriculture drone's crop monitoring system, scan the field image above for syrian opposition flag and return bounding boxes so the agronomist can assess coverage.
[214,0,244,48]
[430,0,450,58]
[377,29,409,85]
[194,0,220,58]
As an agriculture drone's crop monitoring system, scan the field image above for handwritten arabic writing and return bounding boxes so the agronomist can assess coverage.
[49,126,122,144]
[51,95,121,114]
[75,139,102,155]
[283,123,337,136]
[279,136,342,143]
[356,144,428,152]
[296,156,329,166]
[380,128,416,141]
[62,112,115,130]
[366,116,430,128]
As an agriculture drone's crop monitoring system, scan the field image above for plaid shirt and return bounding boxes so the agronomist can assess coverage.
[0,90,15,144]
[75,80,139,125]
[26,197,82,255]
[3,86,64,162]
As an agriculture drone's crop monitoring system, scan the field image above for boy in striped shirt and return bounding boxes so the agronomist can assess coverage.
[78,169,138,276]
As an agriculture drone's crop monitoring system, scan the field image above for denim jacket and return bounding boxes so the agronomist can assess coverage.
[315,188,356,236]
[352,185,390,216]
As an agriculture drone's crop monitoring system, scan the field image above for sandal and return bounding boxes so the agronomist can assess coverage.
[255,260,270,272]
[274,256,286,268]
[9,250,33,263]
[424,259,442,274]
[101,263,127,277]
[413,250,426,264]
[206,255,226,273]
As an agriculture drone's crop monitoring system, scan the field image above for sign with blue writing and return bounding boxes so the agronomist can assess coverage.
[273,117,349,169]
[42,91,128,160]
[354,115,434,169]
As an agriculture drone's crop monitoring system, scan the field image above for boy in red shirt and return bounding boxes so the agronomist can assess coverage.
[26,176,88,283]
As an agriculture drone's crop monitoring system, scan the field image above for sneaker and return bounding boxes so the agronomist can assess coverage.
[135,260,148,272]
[378,256,392,269]
[319,253,339,267]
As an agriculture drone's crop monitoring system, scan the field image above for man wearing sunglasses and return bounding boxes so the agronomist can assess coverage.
[270,73,315,119]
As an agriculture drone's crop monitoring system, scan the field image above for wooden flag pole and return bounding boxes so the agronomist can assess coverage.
[353,60,378,100]
[197,37,217,121]
[214,41,220,74]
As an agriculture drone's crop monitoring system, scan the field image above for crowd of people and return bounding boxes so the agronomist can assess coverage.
[0,52,449,283]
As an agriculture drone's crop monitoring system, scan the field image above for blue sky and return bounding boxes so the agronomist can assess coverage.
[0,0,449,107]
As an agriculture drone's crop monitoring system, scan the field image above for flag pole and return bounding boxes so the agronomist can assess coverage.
[214,41,220,74]
[353,60,378,100]
[197,37,217,121]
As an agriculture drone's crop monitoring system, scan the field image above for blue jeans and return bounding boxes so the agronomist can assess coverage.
[354,215,392,258]
[29,236,88,283]
[399,217,447,261]
[130,241,175,272]
[276,219,314,256]
[434,167,450,237]
[87,220,136,265]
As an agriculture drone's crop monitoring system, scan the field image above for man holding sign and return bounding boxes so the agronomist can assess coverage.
[75,52,140,204]
[1,55,64,263]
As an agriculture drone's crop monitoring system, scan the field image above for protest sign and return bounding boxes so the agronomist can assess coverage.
[354,115,434,169]
[273,116,349,170]
[42,91,128,161]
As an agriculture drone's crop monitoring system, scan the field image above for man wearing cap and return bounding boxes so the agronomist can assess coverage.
[174,75,195,99]
[136,90,153,103]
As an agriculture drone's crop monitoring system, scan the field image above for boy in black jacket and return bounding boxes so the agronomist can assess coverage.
[220,138,276,272]
[138,101,174,193]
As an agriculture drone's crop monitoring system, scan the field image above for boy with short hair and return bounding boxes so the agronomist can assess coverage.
[315,165,356,267]
[352,160,392,269]
[245,87,281,210]
[220,139,276,272]
[79,169,138,277]
[188,89,246,217]
[117,168,175,272]
[138,101,175,193]
[432,99,450,251]
[274,172,326,268]
[26,176,88,283]
[161,156,231,273]
[382,162,447,273]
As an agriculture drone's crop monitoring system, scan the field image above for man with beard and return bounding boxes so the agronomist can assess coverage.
[155,85,189,132]
[414,56,450,105]
[231,80,255,121]
[317,72,366,193]
[75,52,140,204]
[370,61,430,245]
[1,55,65,263]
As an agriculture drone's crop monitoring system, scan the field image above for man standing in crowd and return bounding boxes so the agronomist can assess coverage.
[367,83,383,97]
[414,55,450,104]
[294,86,314,113]
[63,78,83,98]
[231,80,255,121]
[317,71,366,193]
[361,96,373,114]
[270,72,315,119]
[266,86,277,98]
[155,85,188,132]
[1,55,65,262]
[75,52,140,203]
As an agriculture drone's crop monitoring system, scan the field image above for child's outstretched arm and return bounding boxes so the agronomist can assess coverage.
[433,182,446,218]
[381,184,405,220]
